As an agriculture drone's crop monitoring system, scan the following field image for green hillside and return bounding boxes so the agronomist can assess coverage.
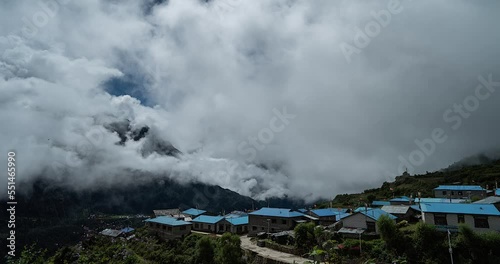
[328,159,500,208]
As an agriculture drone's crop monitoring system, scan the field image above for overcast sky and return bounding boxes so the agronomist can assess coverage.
[1,0,500,202]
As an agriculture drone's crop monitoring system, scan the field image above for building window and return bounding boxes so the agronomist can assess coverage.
[474,216,489,228]
[208,225,211,230]
[442,191,447,195]
[271,219,277,224]
[282,220,287,225]
[434,214,448,225]
[180,225,186,230]
[168,226,172,231]
[252,226,257,231]
[195,223,199,229]
[457,215,465,224]
[458,191,463,196]
[261,227,265,231]
[162,225,166,230]
[156,223,160,228]
[366,222,376,232]
[451,191,455,195]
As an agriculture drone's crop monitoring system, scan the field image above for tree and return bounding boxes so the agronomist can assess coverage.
[314,226,328,247]
[367,195,376,204]
[377,215,398,244]
[412,222,445,262]
[294,222,316,252]
[376,215,407,254]
[216,233,242,264]
[195,236,215,264]
[453,224,500,262]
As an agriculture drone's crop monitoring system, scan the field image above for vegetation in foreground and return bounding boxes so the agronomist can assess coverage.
[5,228,243,264]
[290,217,500,264]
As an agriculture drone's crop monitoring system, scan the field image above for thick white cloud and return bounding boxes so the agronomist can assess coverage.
[1,0,500,202]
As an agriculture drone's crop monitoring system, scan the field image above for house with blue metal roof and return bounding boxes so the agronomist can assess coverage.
[371,200,391,207]
[433,185,486,199]
[354,207,373,213]
[190,214,250,234]
[121,227,135,234]
[309,208,349,226]
[225,216,249,226]
[414,197,467,204]
[389,196,414,205]
[145,216,192,239]
[191,215,224,233]
[248,208,309,235]
[182,208,207,218]
[339,208,396,236]
[221,216,249,234]
[420,202,500,232]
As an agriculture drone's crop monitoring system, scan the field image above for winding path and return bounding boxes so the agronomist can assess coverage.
[240,235,312,264]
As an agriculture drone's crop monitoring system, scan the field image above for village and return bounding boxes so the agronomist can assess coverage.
[96,184,500,262]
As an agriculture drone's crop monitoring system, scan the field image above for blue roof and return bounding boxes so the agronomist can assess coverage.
[145,216,192,226]
[225,216,248,226]
[434,185,485,191]
[420,203,500,216]
[121,227,135,233]
[358,208,397,221]
[311,208,348,217]
[390,196,412,202]
[182,208,207,216]
[249,208,304,218]
[495,189,500,196]
[372,201,391,206]
[337,212,351,220]
[192,215,224,224]
[297,208,308,213]
[415,198,466,203]
[410,205,421,212]
[354,207,373,213]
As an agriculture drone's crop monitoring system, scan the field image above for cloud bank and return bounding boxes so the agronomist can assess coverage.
[1,0,500,202]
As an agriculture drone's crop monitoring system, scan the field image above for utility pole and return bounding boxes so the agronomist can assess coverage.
[447,229,454,264]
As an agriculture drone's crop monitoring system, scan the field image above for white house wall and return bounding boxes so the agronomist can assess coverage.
[422,212,500,232]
